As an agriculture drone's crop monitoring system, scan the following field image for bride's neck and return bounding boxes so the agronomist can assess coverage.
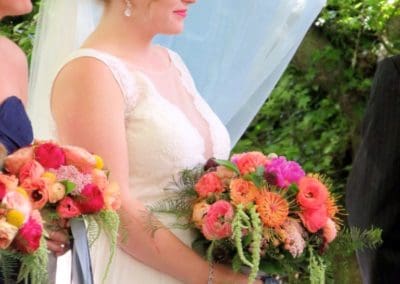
[82,13,155,60]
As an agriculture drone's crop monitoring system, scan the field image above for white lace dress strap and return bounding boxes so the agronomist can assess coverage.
[61,48,139,114]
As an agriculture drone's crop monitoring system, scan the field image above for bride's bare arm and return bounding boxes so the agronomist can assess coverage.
[52,58,252,284]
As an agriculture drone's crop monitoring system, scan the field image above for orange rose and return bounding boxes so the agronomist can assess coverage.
[103,182,121,210]
[192,201,210,228]
[0,173,18,191]
[229,178,258,205]
[215,166,237,187]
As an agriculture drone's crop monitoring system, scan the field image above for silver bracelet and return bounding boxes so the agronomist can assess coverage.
[207,261,214,284]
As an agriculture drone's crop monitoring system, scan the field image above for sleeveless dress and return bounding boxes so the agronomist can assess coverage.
[61,48,231,283]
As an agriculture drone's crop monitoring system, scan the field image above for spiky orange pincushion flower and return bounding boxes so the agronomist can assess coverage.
[256,191,289,227]
[326,195,338,219]
[229,178,258,205]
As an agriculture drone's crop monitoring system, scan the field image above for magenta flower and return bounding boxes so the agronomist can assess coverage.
[265,156,305,188]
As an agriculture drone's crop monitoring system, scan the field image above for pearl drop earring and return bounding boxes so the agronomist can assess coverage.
[124,0,132,17]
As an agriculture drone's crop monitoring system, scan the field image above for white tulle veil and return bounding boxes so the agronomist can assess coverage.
[28,0,326,146]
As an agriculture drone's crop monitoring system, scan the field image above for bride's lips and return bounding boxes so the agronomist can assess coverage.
[173,9,187,18]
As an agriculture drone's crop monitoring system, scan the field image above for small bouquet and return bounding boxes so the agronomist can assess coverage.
[151,151,381,283]
[0,141,121,283]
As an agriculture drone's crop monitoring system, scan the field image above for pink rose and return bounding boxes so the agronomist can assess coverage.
[192,201,210,228]
[265,157,305,188]
[202,200,233,240]
[76,184,104,214]
[4,146,34,175]
[323,218,337,244]
[62,145,96,173]
[0,219,18,249]
[56,197,81,218]
[231,151,269,175]
[0,182,6,200]
[0,173,18,191]
[19,160,45,187]
[195,172,224,198]
[300,205,328,233]
[14,217,43,253]
[297,176,329,209]
[34,142,66,169]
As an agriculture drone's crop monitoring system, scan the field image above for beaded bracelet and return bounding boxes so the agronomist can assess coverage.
[207,261,215,284]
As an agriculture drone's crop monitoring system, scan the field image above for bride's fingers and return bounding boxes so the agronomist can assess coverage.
[49,230,70,244]
[47,239,70,256]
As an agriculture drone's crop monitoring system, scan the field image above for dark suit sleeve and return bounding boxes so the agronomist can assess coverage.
[345,55,400,284]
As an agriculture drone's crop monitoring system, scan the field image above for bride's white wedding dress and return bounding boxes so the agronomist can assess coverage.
[60,47,231,283]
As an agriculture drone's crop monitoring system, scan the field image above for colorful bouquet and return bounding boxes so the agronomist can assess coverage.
[151,151,381,283]
[0,141,120,283]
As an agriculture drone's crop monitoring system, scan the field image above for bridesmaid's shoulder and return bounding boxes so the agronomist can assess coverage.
[0,36,28,70]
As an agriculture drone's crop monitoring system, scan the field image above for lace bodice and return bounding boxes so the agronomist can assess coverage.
[63,48,231,204]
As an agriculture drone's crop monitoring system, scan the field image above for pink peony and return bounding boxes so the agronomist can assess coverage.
[62,145,97,173]
[300,205,328,233]
[323,218,337,244]
[34,142,66,169]
[76,184,104,214]
[57,197,81,218]
[4,146,34,175]
[19,160,45,188]
[297,176,329,209]
[0,219,18,249]
[14,217,43,253]
[231,151,269,175]
[195,172,224,198]
[202,200,233,240]
[265,156,305,188]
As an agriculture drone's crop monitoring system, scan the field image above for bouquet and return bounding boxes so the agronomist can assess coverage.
[151,151,382,283]
[0,141,121,283]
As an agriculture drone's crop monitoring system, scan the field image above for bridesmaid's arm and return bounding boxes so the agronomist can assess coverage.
[52,57,252,284]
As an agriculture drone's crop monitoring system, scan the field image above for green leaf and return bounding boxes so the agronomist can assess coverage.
[215,159,240,175]
[61,180,76,194]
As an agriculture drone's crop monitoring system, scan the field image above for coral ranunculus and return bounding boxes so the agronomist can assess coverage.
[300,205,328,233]
[56,197,81,218]
[229,178,258,205]
[202,200,233,240]
[195,172,224,198]
[14,217,43,253]
[27,186,49,210]
[19,160,45,187]
[34,142,66,169]
[4,146,34,175]
[256,191,289,227]
[297,176,328,209]
[231,151,269,175]
[76,184,104,214]
[62,145,97,173]
[265,157,305,188]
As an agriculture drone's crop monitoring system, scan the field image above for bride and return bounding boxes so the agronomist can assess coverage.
[28,0,326,283]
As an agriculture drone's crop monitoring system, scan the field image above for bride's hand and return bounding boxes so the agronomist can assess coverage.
[213,263,263,284]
